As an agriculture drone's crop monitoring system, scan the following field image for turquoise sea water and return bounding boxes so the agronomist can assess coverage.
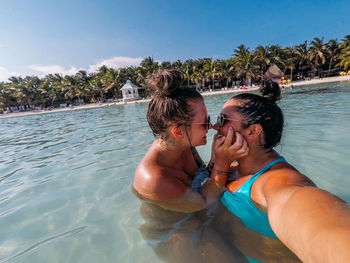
[0,82,349,262]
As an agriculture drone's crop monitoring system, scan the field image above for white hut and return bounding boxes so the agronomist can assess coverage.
[120,80,140,101]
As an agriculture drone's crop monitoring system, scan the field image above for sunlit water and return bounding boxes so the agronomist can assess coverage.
[0,82,349,262]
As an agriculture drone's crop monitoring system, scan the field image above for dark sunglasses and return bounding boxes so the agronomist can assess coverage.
[217,113,240,127]
[191,115,211,129]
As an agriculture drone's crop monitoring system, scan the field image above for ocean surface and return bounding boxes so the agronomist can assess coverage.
[0,82,349,262]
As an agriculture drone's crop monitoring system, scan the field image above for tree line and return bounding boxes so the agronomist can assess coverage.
[1,35,350,112]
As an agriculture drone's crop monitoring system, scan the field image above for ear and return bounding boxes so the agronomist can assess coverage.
[171,125,184,139]
[246,124,263,142]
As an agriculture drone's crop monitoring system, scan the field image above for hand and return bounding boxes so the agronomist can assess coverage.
[213,127,249,168]
[209,134,217,164]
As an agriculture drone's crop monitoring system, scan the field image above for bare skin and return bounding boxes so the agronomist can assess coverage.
[134,98,249,212]
[213,99,350,263]
[134,98,250,262]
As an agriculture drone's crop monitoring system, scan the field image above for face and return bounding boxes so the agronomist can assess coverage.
[213,99,247,138]
[186,98,210,146]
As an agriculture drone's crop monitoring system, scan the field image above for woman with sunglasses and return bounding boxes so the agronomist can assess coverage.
[133,69,249,262]
[211,80,350,262]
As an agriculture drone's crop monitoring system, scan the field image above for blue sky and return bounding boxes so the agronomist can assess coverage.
[0,0,349,81]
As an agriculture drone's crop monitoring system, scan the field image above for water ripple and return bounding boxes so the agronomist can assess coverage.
[0,168,23,183]
[0,83,349,262]
[0,226,88,263]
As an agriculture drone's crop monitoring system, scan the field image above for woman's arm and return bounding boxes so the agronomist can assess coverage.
[264,170,350,262]
[135,128,248,213]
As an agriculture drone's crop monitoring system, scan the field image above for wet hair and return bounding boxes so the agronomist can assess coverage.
[231,80,283,149]
[146,69,203,140]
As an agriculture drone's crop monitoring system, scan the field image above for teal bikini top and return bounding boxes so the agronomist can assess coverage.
[220,157,287,238]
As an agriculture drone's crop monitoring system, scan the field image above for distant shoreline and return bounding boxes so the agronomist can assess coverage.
[280,75,350,88]
[1,75,350,119]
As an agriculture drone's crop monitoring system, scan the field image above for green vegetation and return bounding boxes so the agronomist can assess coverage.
[1,35,350,112]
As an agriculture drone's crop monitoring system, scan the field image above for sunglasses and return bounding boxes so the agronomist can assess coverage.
[217,113,240,127]
[190,115,211,129]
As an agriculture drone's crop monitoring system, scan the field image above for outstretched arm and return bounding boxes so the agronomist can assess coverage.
[264,171,350,263]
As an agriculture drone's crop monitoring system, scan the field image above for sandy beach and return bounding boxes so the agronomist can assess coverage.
[1,75,350,119]
[281,75,350,87]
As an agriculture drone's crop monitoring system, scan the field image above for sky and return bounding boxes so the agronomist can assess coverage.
[0,0,349,82]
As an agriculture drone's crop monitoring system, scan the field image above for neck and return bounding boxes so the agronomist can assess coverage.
[237,146,280,177]
[155,138,190,166]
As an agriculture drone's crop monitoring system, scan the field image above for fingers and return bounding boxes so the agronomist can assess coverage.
[227,132,249,158]
[231,132,243,150]
[223,127,234,147]
[234,138,249,157]
[214,134,225,147]
[214,130,249,154]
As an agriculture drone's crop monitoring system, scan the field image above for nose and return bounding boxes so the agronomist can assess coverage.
[212,122,220,131]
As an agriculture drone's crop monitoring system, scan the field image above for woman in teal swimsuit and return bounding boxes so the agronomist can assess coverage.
[211,80,350,262]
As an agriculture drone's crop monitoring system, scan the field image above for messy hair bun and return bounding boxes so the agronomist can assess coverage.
[146,69,203,141]
[259,79,281,102]
[231,80,283,149]
[147,69,185,97]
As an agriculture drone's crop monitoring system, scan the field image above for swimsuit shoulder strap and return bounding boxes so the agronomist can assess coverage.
[253,157,287,178]
[239,157,287,192]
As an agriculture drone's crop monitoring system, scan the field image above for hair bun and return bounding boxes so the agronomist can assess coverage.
[259,80,281,102]
[148,69,184,97]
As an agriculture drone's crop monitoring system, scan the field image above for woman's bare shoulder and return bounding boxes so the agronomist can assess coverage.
[258,164,316,200]
[265,163,315,186]
[134,157,188,201]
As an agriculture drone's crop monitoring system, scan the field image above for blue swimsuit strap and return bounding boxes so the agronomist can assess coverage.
[246,157,287,187]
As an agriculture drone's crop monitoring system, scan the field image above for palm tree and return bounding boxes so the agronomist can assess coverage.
[268,45,284,68]
[160,61,172,69]
[221,59,235,87]
[61,75,80,104]
[171,60,182,69]
[140,56,159,76]
[336,35,350,71]
[308,37,326,77]
[188,60,203,89]
[88,74,104,103]
[0,82,16,111]
[203,58,221,88]
[213,60,225,87]
[294,41,309,79]
[39,74,63,107]
[337,46,350,70]
[254,45,271,79]
[181,59,196,86]
[15,76,42,108]
[283,58,295,81]
[326,39,340,71]
[75,70,91,103]
[233,45,258,85]
[195,58,211,89]
[339,34,350,49]
[103,68,121,99]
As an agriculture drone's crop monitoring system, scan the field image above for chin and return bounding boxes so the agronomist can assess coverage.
[194,138,206,146]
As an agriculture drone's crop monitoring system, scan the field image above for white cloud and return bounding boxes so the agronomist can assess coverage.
[0,66,20,82]
[28,65,83,76]
[88,56,143,72]
[26,56,144,78]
